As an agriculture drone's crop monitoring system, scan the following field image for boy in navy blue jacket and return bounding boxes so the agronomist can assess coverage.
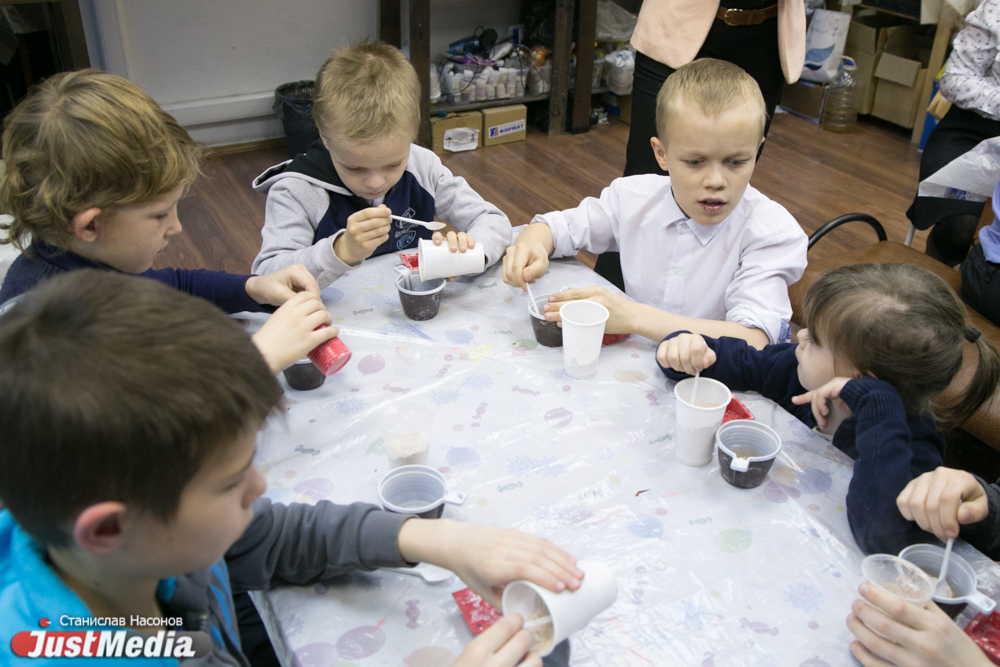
[252,40,511,288]
[0,69,335,372]
[657,264,999,555]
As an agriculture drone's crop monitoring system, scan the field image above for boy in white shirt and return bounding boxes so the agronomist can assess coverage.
[502,58,807,348]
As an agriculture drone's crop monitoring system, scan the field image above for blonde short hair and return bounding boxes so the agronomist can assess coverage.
[313,39,421,144]
[0,69,202,252]
[655,58,767,143]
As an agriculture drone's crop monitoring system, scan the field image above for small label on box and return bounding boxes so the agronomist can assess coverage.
[488,119,526,138]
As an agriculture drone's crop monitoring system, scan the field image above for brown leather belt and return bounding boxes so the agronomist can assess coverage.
[716,4,779,26]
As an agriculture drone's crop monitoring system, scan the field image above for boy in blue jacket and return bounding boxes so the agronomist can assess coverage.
[657,263,999,555]
[0,271,582,666]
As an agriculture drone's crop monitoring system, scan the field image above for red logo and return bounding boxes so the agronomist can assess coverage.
[38,619,50,629]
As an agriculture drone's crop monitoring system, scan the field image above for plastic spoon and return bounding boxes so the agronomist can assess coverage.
[390,214,447,231]
[936,537,955,597]
[525,280,542,317]
[691,371,701,406]
[522,615,552,629]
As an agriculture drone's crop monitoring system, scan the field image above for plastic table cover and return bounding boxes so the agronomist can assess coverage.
[239,253,1000,667]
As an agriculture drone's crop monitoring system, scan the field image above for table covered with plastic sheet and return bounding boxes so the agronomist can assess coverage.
[242,253,1000,667]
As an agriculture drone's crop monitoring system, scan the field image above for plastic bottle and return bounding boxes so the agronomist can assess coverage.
[822,57,858,134]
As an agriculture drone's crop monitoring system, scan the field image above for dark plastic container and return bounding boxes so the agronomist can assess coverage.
[529,294,562,347]
[274,80,320,158]
[396,274,445,321]
[715,421,781,489]
[282,359,325,391]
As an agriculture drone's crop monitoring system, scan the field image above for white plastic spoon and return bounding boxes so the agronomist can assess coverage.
[936,537,955,597]
[391,214,447,231]
[691,371,701,406]
[522,615,552,629]
[525,280,542,317]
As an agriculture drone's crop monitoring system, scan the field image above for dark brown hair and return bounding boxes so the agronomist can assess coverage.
[803,263,999,425]
[0,69,202,251]
[0,271,282,545]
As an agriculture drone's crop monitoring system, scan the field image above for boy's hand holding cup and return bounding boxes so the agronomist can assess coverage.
[502,242,550,290]
[543,286,635,335]
[425,229,485,281]
[334,204,393,266]
[251,292,338,373]
[245,264,320,305]
[451,615,539,667]
[657,333,717,375]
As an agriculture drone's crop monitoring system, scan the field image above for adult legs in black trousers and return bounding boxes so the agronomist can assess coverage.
[594,14,785,290]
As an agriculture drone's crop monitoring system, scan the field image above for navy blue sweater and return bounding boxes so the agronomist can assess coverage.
[0,242,264,313]
[659,334,945,555]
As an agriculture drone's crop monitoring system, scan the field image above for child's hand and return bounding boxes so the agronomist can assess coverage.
[433,230,476,253]
[245,265,320,306]
[543,286,636,335]
[791,377,853,429]
[502,242,550,290]
[397,519,583,609]
[450,615,539,667]
[333,205,392,266]
[656,334,716,375]
[896,467,989,541]
[250,292,338,372]
[847,583,994,667]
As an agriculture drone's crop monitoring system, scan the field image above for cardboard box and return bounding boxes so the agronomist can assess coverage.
[844,12,906,114]
[871,25,928,128]
[482,104,527,146]
[431,111,482,156]
[600,93,631,124]
[779,79,828,123]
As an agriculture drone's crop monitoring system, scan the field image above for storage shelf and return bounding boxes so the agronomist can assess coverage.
[434,93,550,114]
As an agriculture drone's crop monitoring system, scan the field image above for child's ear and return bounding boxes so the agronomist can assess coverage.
[71,208,103,243]
[72,502,128,555]
[651,137,670,172]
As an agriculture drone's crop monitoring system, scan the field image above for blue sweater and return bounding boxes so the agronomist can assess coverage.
[0,242,263,313]
[658,335,945,555]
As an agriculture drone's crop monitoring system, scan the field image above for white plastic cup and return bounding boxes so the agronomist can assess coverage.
[377,465,466,519]
[502,560,617,657]
[559,301,609,379]
[862,554,935,604]
[899,544,997,616]
[417,238,486,281]
[673,377,731,466]
[382,401,433,468]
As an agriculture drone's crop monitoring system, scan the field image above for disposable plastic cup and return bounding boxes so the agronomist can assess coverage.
[396,273,445,321]
[899,544,997,618]
[377,465,466,520]
[716,420,781,489]
[282,358,325,391]
[382,401,433,468]
[862,554,935,605]
[502,560,617,657]
[673,377,731,466]
[559,301,609,379]
[529,294,562,347]
[418,238,486,281]
[307,330,352,376]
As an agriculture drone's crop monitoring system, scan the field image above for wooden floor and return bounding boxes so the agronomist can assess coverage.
[159,112,928,274]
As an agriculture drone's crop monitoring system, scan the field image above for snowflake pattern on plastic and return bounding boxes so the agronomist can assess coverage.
[461,374,493,391]
[783,583,823,613]
[670,598,714,632]
[506,455,567,478]
[335,396,366,415]
[363,291,398,307]
[429,388,460,405]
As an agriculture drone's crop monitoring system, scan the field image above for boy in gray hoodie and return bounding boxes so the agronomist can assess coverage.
[252,40,511,289]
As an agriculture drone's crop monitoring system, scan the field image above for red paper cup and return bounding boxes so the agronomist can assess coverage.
[307,328,352,376]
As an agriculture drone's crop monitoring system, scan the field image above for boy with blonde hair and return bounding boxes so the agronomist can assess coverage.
[503,58,807,348]
[252,40,511,287]
[0,69,335,372]
[0,271,580,666]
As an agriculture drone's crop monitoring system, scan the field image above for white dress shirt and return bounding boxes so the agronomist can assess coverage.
[940,0,1000,121]
[532,174,808,344]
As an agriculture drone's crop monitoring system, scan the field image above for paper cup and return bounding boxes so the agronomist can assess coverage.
[559,301,609,379]
[502,560,617,657]
[377,465,466,520]
[716,421,781,489]
[862,554,935,605]
[383,401,433,468]
[673,378,731,466]
[529,294,562,347]
[418,238,486,281]
[282,358,326,391]
[899,544,997,618]
[396,273,445,321]
[307,331,352,376]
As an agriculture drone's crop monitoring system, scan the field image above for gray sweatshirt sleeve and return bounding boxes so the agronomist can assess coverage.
[224,498,412,593]
[955,475,1000,560]
[408,145,512,269]
[251,179,358,289]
